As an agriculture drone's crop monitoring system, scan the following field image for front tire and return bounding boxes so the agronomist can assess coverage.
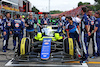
[18,38,30,56]
[63,38,76,58]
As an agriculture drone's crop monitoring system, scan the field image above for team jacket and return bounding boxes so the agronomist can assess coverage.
[66,22,78,33]
[25,19,37,30]
[2,17,12,31]
[41,18,50,25]
[81,13,88,32]
[12,19,24,32]
[88,16,96,32]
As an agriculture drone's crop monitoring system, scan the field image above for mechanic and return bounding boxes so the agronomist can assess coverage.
[38,16,42,24]
[56,15,64,33]
[0,15,3,38]
[64,17,69,27]
[54,18,58,25]
[34,17,41,32]
[25,13,42,44]
[81,7,90,62]
[50,17,56,25]
[92,12,100,57]
[21,15,25,24]
[37,16,42,32]
[63,17,69,36]
[41,14,50,25]
[87,10,98,58]
[12,14,24,50]
[20,15,25,38]
[66,17,81,49]
[2,12,12,52]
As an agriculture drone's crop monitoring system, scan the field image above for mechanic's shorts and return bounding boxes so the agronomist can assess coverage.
[26,31,34,39]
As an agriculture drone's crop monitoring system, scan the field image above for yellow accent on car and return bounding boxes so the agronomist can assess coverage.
[55,33,63,40]
[58,36,63,40]
[39,37,56,41]
[35,32,42,40]
[35,33,63,41]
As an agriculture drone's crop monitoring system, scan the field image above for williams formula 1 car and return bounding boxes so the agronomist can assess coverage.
[14,25,82,63]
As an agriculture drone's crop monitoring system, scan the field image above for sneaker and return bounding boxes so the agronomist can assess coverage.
[80,58,88,63]
[83,61,86,63]
[90,56,97,59]
[83,59,88,63]
[3,50,6,52]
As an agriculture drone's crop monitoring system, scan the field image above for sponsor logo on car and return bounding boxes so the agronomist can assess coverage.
[44,42,49,45]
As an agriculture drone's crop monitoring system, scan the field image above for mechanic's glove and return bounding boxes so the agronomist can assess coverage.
[63,30,65,34]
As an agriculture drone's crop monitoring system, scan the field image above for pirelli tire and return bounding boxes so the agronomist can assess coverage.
[18,38,30,56]
[63,38,76,58]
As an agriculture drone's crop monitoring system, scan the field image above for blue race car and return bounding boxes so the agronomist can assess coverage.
[14,25,82,63]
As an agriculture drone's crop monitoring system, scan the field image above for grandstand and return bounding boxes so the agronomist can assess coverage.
[51,5,86,17]
[0,0,32,18]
